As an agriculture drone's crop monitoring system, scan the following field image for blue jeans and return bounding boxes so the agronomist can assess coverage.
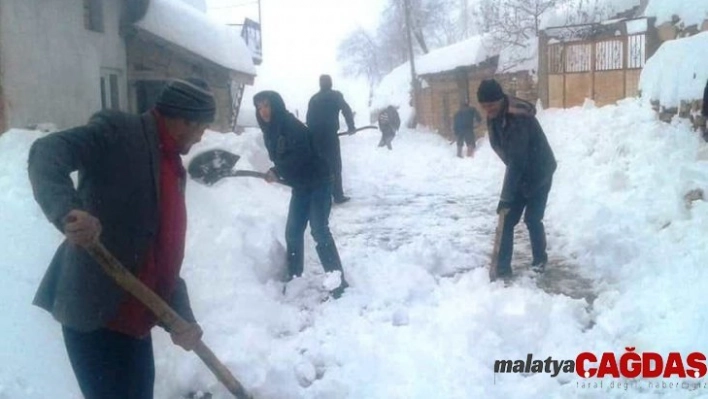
[285,182,343,278]
[62,326,154,399]
[498,181,552,273]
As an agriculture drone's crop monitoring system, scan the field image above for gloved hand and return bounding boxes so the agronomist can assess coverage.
[496,200,511,215]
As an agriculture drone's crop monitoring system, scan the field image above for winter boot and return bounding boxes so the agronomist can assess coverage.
[333,196,350,204]
[286,248,304,281]
[456,146,463,158]
[315,241,349,299]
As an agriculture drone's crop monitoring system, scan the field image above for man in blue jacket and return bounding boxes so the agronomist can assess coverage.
[254,90,349,299]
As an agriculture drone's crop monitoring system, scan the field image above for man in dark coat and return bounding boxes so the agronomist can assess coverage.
[377,105,401,150]
[27,78,213,399]
[477,79,557,278]
[254,90,349,298]
[702,79,708,141]
[453,101,482,158]
[306,74,356,204]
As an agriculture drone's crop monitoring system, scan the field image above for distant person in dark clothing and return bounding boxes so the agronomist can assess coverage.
[28,78,213,399]
[703,79,708,118]
[453,101,482,158]
[377,105,401,150]
[477,79,557,278]
[254,90,349,299]
[702,79,708,141]
[306,74,356,204]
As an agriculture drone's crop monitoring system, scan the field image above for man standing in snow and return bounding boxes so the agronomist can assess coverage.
[254,90,349,299]
[28,78,212,399]
[452,101,482,158]
[306,74,356,204]
[477,79,557,278]
[377,105,401,150]
[702,79,708,141]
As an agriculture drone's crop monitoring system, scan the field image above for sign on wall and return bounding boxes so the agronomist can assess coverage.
[241,18,262,65]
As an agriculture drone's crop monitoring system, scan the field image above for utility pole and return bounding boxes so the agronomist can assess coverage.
[403,0,418,126]
[257,0,262,56]
[462,0,468,38]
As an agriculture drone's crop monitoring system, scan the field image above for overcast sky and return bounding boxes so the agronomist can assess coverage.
[205,0,387,122]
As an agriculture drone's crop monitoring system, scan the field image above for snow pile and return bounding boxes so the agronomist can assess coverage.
[135,0,256,75]
[639,31,708,107]
[541,98,708,368]
[644,0,708,27]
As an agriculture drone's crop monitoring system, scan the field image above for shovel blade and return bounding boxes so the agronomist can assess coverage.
[188,150,241,186]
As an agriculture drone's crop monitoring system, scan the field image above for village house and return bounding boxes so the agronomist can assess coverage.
[0,0,256,133]
[539,0,708,113]
[372,34,537,140]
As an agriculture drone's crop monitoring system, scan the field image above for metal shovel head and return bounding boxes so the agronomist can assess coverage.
[188,149,240,186]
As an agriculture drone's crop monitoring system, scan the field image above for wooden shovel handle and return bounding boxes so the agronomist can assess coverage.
[489,209,509,282]
[85,242,252,399]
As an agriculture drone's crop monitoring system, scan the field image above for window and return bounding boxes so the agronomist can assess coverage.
[627,35,646,69]
[84,0,104,32]
[548,44,564,74]
[595,40,624,71]
[100,69,122,110]
[565,43,592,73]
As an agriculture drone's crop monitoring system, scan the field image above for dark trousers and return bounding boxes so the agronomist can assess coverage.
[378,126,395,150]
[285,182,345,279]
[455,131,475,155]
[498,181,552,272]
[62,326,154,399]
[324,136,345,200]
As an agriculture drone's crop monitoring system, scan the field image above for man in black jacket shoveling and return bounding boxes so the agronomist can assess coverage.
[306,74,356,204]
[254,90,349,299]
[478,79,557,278]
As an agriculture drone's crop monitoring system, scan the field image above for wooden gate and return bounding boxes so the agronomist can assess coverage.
[547,33,646,108]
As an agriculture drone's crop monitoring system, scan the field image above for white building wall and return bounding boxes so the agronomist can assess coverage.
[0,0,127,130]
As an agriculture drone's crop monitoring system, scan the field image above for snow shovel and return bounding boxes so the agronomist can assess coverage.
[337,125,378,136]
[84,241,253,399]
[188,149,285,186]
[489,208,509,282]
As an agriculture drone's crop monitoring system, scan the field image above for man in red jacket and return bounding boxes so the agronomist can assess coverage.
[28,78,214,399]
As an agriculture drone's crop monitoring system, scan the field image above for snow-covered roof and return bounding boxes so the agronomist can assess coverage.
[643,0,708,27]
[540,0,708,31]
[416,35,497,76]
[497,37,538,74]
[370,62,414,125]
[639,31,708,107]
[134,0,256,75]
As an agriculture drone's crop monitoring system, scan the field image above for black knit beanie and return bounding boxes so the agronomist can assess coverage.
[319,74,332,90]
[477,79,505,103]
[155,78,216,123]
